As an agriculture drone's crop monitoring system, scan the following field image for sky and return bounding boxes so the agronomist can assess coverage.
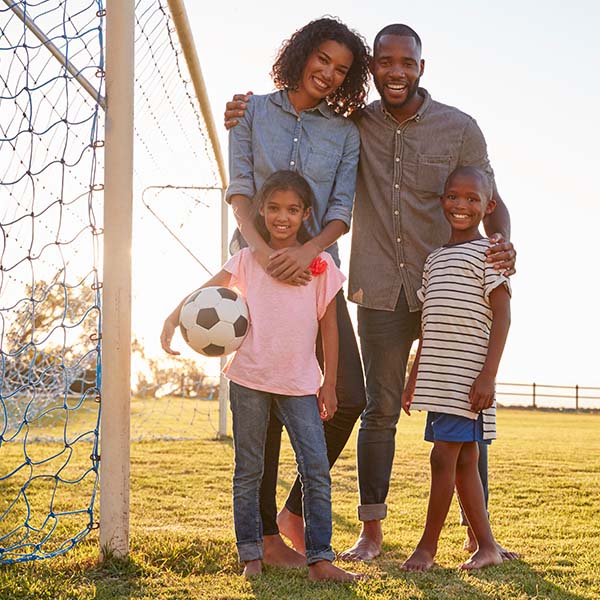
[143,0,600,389]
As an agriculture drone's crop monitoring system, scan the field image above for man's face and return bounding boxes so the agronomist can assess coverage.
[371,35,424,112]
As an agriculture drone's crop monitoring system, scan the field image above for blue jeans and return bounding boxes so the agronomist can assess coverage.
[229,382,335,565]
[259,292,366,532]
[357,289,490,522]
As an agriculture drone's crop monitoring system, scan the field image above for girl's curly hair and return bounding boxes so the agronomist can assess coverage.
[271,17,370,116]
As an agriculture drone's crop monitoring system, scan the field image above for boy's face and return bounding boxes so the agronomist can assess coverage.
[441,172,496,239]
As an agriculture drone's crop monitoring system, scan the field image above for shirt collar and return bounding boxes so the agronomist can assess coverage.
[378,87,432,124]
[270,89,334,119]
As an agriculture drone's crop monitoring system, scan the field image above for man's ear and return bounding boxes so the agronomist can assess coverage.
[420,58,425,78]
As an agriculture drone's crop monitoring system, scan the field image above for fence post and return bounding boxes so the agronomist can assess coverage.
[532,382,536,409]
[575,384,579,411]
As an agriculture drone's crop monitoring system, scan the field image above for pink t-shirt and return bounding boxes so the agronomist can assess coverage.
[222,248,345,396]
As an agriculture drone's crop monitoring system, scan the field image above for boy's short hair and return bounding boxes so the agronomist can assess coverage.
[445,166,493,200]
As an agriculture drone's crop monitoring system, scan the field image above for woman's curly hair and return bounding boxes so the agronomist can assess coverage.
[271,17,370,116]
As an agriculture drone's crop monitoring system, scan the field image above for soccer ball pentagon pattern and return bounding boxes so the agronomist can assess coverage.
[179,286,249,357]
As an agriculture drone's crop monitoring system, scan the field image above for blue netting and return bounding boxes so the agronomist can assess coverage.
[0,0,104,564]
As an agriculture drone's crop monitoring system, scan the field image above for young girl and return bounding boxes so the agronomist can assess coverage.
[161,171,361,582]
[401,166,511,571]
[224,17,369,562]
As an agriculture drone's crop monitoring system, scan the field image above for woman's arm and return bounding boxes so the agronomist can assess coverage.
[317,298,339,421]
[160,269,232,355]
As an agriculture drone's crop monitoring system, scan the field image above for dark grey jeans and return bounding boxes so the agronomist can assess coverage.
[357,289,490,522]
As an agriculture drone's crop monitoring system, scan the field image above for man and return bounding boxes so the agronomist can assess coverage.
[224,23,517,563]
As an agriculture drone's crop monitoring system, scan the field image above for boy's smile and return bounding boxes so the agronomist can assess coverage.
[441,169,496,243]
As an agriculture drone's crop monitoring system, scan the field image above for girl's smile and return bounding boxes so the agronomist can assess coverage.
[259,189,311,249]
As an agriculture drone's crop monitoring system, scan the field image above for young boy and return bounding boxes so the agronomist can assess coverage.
[401,166,511,571]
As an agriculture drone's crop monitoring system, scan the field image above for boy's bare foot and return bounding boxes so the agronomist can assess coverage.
[277,507,306,555]
[337,520,382,561]
[401,547,435,572]
[308,560,365,582]
[463,528,520,560]
[460,546,503,570]
[263,534,306,568]
[243,559,262,578]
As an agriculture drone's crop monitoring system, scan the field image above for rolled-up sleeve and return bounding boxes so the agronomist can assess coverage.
[226,98,256,203]
[459,117,495,182]
[322,123,359,231]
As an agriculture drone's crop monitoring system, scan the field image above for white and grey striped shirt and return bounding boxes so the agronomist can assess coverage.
[411,238,511,440]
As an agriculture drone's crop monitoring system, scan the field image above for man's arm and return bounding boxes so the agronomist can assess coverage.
[483,184,516,275]
[317,298,339,421]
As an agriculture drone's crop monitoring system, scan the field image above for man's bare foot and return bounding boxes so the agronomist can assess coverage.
[337,520,382,561]
[277,507,306,555]
[401,547,435,572]
[460,546,503,570]
[263,534,306,568]
[463,529,520,561]
[242,559,262,578]
[308,560,365,582]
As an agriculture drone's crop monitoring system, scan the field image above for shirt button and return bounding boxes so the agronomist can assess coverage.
[394,184,399,189]
[400,262,405,267]
[396,237,401,243]
[297,117,301,122]
[290,161,295,166]
[293,138,298,142]
[394,210,399,215]
[395,157,400,162]
[396,129,401,134]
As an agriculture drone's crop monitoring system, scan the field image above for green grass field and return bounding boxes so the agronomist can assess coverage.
[1,401,599,599]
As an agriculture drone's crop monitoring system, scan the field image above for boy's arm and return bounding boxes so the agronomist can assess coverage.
[469,284,511,412]
[402,338,422,416]
[317,298,339,421]
[160,269,232,355]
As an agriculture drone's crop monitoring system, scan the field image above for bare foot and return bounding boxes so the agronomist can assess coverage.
[337,520,382,561]
[460,546,503,570]
[277,507,306,555]
[463,529,520,561]
[401,547,435,572]
[243,559,262,578]
[263,534,306,568]
[308,560,365,582]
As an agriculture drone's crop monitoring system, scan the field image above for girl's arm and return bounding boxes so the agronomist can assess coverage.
[469,284,511,412]
[160,270,232,355]
[317,297,339,421]
[402,338,422,416]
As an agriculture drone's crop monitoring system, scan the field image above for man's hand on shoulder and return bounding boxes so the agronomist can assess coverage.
[486,233,517,276]
[224,91,253,130]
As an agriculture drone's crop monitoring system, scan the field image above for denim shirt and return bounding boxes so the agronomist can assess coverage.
[349,89,495,311]
[226,90,360,266]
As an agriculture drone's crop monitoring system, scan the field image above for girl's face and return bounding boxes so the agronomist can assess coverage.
[259,189,311,248]
[298,40,354,104]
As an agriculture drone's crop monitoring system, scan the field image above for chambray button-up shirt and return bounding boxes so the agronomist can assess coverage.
[348,88,495,311]
[226,90,360,266]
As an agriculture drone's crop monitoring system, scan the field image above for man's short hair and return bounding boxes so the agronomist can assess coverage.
[373,24,422,54]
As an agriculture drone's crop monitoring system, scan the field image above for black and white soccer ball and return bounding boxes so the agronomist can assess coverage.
[179,286,249,357]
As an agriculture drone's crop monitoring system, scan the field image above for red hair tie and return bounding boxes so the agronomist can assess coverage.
[309,257,327,276]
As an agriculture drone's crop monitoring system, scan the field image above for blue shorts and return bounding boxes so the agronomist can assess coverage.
[425,412,491,445]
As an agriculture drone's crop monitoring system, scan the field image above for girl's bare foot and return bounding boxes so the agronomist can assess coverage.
[401,547,436,571]
[460,546,503,570]
[263,534,306,568]
[308,560,365,582]
[277,507,306,555]
[463,529,520,561]
[243,559,262,578]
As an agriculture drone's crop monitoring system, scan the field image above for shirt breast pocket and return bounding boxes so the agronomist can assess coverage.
[305,148,340,183]
[416,154,452,195]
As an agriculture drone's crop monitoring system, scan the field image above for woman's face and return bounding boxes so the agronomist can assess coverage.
[298,40,354,103]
